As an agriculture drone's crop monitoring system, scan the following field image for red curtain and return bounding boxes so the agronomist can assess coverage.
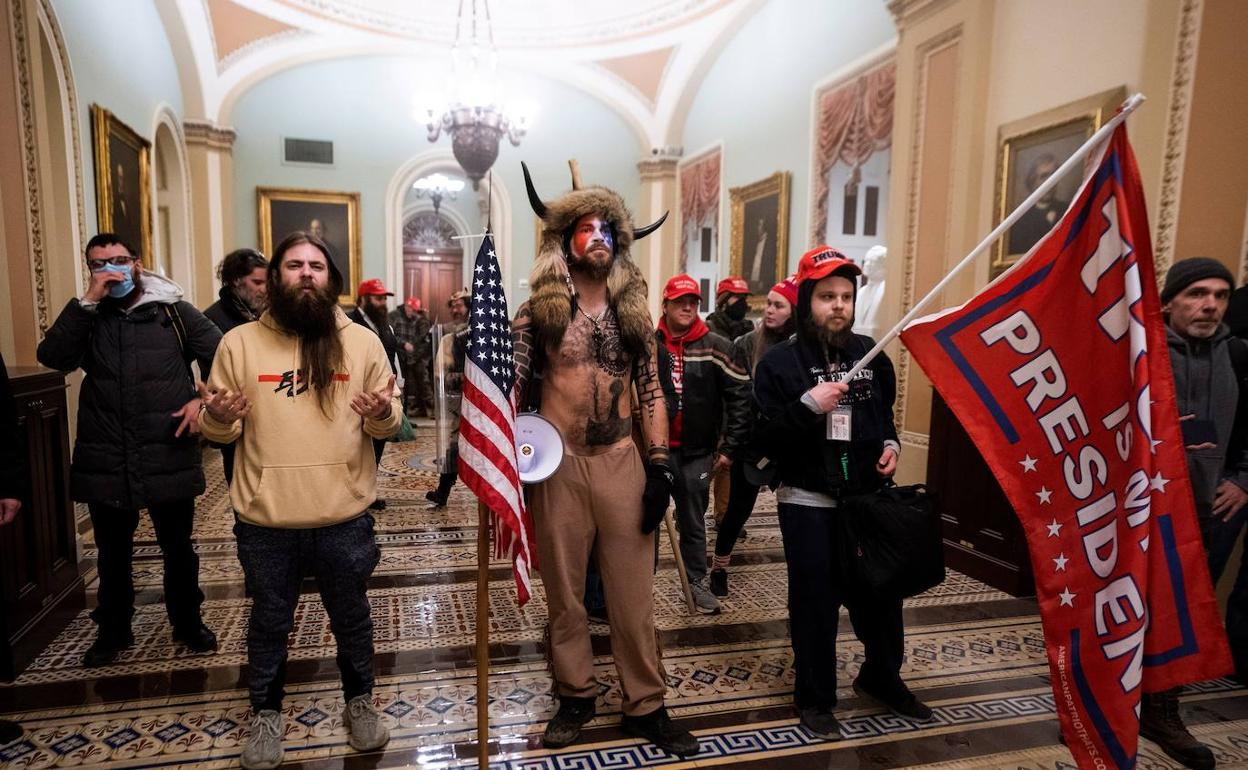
[810,62,896,245]
[680,149,721,269]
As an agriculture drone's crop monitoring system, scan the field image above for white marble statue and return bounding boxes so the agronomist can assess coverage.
[853,245,887,340]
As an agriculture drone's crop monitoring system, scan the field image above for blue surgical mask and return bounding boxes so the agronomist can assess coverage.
[97,262,135,298]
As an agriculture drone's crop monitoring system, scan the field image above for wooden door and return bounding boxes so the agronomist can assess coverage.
[927,390,1035,597]
[403,247,464,325]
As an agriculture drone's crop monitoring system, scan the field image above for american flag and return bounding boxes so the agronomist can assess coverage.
[457,234,537,605]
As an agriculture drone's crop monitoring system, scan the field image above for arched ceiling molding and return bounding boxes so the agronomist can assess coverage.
[153,0,218,120]
[658,0,771,146]
[402,201,472,244]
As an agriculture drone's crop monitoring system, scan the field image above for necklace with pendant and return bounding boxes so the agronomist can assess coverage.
[577,302,608,349]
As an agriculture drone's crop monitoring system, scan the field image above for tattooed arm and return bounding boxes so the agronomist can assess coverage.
[633,331,670,466]
[512,302,536,407]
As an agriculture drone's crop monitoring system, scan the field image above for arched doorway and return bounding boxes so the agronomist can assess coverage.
[402,210,465,325]
[151,109,194,297]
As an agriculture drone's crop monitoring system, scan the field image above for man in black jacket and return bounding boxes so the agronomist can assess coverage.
[204,248,268,334]
[656,274,750,615]
[37,233,222,667]
[754,246,929,740]
[0,352,25,744]
[348,279,402,510]
[204,248,268,484]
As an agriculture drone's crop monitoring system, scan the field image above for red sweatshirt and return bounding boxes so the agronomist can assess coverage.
[657,315,709,448]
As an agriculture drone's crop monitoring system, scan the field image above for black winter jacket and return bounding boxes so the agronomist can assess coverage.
[655,323,751,458]
[753,333,899,497]
[36,282,221,509]
[348,307,400,375]
[706,310,753,342]
[203,286,257,335]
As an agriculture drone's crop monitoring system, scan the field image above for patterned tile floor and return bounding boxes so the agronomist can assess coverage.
[6,428,1247,769]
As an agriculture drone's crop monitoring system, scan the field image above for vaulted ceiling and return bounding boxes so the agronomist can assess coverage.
[162,0,771,146]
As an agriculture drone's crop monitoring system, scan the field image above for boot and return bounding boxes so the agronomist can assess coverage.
[0,720,22,745]
[1139,689,1214,769]
[426,472,456,508]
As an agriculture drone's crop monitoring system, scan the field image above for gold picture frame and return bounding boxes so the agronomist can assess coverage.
[90,105,152,265]
[257,187,362,305]
[991,86,1127,278]
[729,171,791,308]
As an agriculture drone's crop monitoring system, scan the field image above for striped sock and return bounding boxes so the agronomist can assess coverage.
[712,554,731,571]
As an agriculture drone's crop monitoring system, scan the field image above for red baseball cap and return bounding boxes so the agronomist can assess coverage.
[795,245,861,286]
[769,277,799,308]
[404,296,423,311]
[663,274,702,301]
[716,276,750,296]
[357,278,394,297]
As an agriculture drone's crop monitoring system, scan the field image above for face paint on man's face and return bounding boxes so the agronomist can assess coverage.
[571,215,614,258]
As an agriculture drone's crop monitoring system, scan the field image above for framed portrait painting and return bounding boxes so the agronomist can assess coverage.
[90,105,152,265]
[991,86,1126,278]
[257,187,361,305]
[729,171,791,306]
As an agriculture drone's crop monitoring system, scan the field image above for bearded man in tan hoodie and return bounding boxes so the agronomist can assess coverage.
[199,231,401,770]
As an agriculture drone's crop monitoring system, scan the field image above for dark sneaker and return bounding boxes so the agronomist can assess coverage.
[240,710,283,770]
[344,695,390,752]
[172,622,218,653]
[853,678,934,722]
[0,719,22,745]
[83,629,135,668]
[368,498,387,511]
[798,707,842,740]
[542,695,596,749]
[709,568,728,598]
[1140,690,1214,770]
[621,707,699,758]
[425,490,448,509]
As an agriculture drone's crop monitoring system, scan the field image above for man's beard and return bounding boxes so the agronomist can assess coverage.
[363,301,388,329]
[270,281,337,339]
[806,314,854,351]
[568,247,612,281]
[268,280,343,413]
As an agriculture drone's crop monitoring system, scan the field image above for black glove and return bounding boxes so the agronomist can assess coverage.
[641,461,674,534]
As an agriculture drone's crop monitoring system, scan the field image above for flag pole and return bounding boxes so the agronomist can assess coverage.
[841,92,1146,383]
[476,501,490,769]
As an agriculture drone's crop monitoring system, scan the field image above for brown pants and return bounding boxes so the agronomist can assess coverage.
[531,439,665,716]
[711,464,731,523]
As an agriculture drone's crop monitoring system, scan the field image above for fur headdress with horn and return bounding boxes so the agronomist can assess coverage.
[524,160,667,359]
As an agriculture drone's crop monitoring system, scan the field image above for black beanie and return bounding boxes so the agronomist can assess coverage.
[1160,257,1233,304]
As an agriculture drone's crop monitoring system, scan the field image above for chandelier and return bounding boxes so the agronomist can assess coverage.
[413,173,465,215]
[424,0,528,189]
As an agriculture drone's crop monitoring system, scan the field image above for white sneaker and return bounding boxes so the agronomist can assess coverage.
[690,581,722,615]
[240,710,283,770]
[344,695,390,752]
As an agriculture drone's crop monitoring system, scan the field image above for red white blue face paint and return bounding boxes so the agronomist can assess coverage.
[571,215,613,258]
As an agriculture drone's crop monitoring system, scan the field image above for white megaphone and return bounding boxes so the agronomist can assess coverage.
[514,412,565,484]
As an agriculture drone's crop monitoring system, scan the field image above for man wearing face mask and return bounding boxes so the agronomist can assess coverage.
[705,276,754,342]
[37,233,222,667]
[704,276,754,526]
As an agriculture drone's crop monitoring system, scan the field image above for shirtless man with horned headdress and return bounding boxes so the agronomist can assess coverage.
[511,161,699,758]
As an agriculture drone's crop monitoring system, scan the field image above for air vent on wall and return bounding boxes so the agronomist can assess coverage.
[283,137,333,166]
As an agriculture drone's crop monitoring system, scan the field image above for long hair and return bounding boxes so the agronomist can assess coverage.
[752,314,796,372]
[268,231,344,416]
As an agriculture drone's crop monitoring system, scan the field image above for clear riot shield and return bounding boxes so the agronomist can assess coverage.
[431,322,449,471]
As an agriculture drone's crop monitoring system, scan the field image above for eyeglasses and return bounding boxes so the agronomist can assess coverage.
[87,255,138,271]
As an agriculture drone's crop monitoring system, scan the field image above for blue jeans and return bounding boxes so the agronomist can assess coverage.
[1200,504,1248,674]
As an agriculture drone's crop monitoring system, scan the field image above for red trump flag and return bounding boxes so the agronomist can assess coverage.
[900,125,1230,768]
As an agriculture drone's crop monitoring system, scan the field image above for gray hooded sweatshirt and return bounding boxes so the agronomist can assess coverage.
[1166,323,1248,511]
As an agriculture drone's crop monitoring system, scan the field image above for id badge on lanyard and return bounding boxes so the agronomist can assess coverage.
[826,406,852,442]
[822,350,852,442]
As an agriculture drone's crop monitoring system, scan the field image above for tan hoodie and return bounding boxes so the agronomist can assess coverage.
[200,308,402,528]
